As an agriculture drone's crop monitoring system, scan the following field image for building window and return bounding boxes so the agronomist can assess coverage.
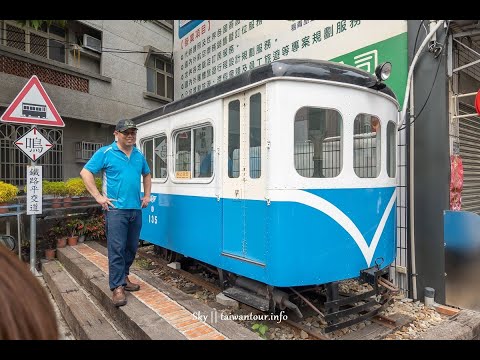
[147,55,173,101]
[2,21,67,64]
[75,141,103,163]
[0,124,63,187]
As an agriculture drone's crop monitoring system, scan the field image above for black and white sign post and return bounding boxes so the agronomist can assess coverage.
[15,127,52,274]
[27,163,42,273]
[1,75,64,275]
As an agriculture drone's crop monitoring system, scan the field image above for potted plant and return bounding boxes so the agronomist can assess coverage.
[50,224,67,248]
[42,180,54,208]
[65,177,88,205]
[0,181,18,213]
[66,218,84,246]
[45,181,68,208]
[44,227,58,260]
[77,219,86,243]
[84,214,106,243]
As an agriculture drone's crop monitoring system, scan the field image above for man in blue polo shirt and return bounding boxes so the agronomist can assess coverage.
[80,119,151,307]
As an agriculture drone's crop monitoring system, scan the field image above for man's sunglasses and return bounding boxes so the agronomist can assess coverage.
[120,130,137,136]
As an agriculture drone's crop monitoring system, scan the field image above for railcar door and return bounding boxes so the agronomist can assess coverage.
[222,87,266,265]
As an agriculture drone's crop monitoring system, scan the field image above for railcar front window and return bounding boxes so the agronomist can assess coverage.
[294,107,343,178]
[387,121,396,178]
[353,114,381,178]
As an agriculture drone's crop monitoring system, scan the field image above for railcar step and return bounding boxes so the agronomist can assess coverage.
[223,287,269,311]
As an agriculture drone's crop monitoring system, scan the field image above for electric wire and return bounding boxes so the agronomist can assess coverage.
[398,20,451,131]
[0,26,173,55]
[0,36,172,55]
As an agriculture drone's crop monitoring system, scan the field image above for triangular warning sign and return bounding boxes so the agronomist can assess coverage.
[0,75,65,127]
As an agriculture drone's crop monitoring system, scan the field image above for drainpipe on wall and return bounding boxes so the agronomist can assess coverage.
[409,77,417,300]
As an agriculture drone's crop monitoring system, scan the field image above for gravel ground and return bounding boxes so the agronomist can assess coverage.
[136,246,453,340]
[382,297,448,340]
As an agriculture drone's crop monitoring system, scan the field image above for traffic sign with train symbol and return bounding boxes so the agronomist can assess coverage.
[0,75,65,127]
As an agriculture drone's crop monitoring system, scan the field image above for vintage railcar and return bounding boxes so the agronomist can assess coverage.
[133,59,399,331]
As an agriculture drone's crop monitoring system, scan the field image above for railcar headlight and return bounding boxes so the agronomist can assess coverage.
[375,62,392,82]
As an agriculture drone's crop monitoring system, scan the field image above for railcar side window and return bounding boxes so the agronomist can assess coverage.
[387,121,396,178]
[228,100,240,178]
[353,114,381,178]
[174,125,214,179]
[249,93,261,179]
[143,134,167,179]
[194,126,214,178]
[294,107,343,178]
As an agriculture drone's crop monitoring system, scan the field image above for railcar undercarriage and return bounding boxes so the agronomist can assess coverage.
[151,245,399,333]
[220,265,399,333]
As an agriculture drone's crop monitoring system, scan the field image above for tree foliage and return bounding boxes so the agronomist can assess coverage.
[15,20,67,30]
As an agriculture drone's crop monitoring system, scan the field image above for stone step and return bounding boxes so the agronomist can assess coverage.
[42,260,124,340]
[51,242,260,340]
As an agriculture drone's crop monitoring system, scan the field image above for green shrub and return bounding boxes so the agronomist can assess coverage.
[65,177,87,197]
[42,180,51,195]
[0,181,19,203]
[46,181,68,198]
[95,178,102,193]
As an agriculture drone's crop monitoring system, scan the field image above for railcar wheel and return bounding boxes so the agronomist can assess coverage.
[153,245,162,256]
[159,247,178,262]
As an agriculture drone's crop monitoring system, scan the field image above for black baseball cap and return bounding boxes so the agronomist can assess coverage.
[115,119,137,132]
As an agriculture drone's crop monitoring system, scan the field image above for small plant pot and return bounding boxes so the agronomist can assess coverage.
[67,236,78,246]
[45,248,56,260]
[63,197,72,208]
[78,235,85,243]
[51,198,62,209]
[57,237,67,248]
[0,202,9,214]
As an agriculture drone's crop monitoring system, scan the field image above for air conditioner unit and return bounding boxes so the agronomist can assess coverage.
[83,34,102,53]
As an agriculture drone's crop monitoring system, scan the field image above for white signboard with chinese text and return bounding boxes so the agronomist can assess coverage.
[27,166,42,215]
[14,127,54,162]
[173,20,408,105]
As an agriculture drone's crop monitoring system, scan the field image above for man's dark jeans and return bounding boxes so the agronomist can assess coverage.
[105,209,142,290]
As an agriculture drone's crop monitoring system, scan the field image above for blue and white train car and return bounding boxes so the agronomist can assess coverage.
[133,59,399,328]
